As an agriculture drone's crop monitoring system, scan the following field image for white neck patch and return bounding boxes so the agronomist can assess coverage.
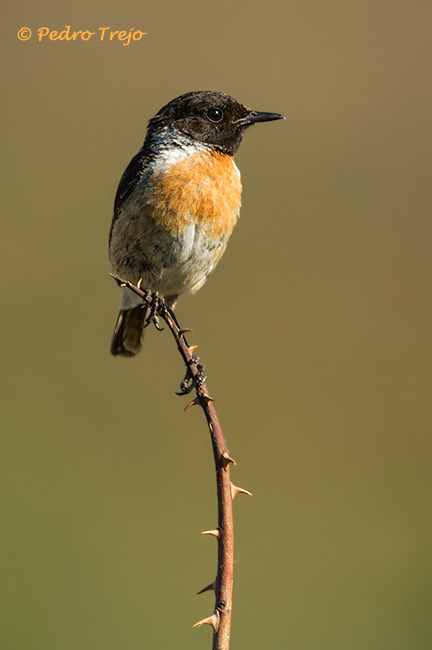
[148,127,208,171]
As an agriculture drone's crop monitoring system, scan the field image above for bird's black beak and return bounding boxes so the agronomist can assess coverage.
[236,111,285,126]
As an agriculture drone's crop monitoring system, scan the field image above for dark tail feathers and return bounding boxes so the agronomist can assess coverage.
[110,305,147,357]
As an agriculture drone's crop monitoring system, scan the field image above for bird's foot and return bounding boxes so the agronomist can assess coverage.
[176,355,207,396]
[143,291,165,331]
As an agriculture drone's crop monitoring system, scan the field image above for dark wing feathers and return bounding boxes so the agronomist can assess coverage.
[109,145,154,246]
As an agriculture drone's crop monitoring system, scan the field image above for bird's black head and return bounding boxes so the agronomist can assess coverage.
[146,91,284,156]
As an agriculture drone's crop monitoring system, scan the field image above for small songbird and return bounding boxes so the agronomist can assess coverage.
[109,90,284,357]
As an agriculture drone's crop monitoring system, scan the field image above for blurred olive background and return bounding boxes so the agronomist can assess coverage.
[1,1,432,648]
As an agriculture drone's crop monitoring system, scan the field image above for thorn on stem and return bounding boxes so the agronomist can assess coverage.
[222,451,236,467]
[178,328,193,336]
[184,398,200,412]
[197,581,216,595]
[230,483,252,500]
[193,612,220,631]
[189,345,198,353]
[201,529,220,538]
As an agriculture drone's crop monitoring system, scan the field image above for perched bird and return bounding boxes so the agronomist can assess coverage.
[109,90,284,357]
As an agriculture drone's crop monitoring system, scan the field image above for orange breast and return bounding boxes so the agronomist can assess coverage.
[146,150,242,238]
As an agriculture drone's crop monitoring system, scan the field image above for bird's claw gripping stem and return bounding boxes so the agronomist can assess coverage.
[143,292,165,331]
[176,356,207,395]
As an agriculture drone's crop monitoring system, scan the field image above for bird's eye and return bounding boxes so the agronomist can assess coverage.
[206,108,223,123]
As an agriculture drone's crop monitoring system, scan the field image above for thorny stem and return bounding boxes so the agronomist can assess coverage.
[111,274,249,650]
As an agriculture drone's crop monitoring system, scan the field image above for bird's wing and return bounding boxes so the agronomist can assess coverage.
[109,146,154,247]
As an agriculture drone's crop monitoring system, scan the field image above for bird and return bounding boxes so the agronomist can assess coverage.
[109,90,284,357]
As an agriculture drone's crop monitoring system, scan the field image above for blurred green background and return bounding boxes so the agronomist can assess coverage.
[2,1,432,648]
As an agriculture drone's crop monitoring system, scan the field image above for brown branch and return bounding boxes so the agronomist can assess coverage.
[110,275,251,650]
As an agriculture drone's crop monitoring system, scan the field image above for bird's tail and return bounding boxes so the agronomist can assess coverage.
[110,305,147,357]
